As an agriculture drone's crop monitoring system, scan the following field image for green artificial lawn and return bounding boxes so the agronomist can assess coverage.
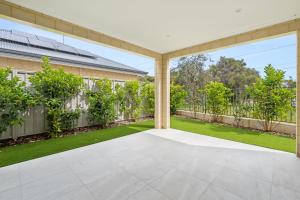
[171,116,295,153]
[0,116,296,168]
[0,120,154,168]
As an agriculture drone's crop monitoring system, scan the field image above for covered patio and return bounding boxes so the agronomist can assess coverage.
[0,0,300,199]
[1,129,300,200]
[2,0,299,153]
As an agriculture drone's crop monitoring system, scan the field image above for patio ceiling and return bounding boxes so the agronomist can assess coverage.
[6,0,300,53]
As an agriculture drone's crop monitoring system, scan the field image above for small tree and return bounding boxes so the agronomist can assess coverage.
[172,55,208,118]
[141,82,154,117]
[0,68,35,134]
[247,65,295,131]
[116,80,141,121]
[170,83,187,115]
[87,79,116,127]
[203,81,232,122]
[30,57,83,137]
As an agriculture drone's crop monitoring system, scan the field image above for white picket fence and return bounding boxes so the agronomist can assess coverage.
[0,70,125,140]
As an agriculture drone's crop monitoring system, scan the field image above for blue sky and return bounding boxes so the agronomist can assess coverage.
[0,18,296,79]
[170,34,296,79]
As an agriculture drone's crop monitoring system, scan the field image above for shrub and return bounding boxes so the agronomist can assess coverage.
[0,68,35,134]
[170,83,187,115]
[141,82,154,117]
[87,79,116,127]
[233,103,252,127]
[247,65,295,131]
[202,81,232,122]
[116,80,141,120]
[30,57,83,137]
[60,108,81,131]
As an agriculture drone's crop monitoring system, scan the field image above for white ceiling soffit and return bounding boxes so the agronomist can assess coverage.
[7,0,300,53]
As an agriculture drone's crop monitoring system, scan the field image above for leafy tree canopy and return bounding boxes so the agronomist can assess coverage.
[209,57,260,91]
[202,81,232,121]
[171,55,209,117]
[247,65,295,131]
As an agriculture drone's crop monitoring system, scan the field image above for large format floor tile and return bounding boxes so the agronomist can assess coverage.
[0,128,299,200]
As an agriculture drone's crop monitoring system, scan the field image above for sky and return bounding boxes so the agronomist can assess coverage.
[170,34,296,79]
[0,18,297,79]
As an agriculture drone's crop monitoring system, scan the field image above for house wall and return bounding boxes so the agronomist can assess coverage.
[0,56,142,140]
[0,56,141,81]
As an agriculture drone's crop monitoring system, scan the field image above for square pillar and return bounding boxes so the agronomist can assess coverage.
[155,55,170,129]
[297,30,300,157]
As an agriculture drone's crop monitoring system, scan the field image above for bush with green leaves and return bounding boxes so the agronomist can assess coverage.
[170,83,187,115]
[202,81,232,122]
[87,79,116,127]
[247,65,295,131]
[116,80,141,120]
[30,57,83,136]
[233,103,252,127]
[0,68,35,134]
[60,108,81,131]
[141,82,154,117]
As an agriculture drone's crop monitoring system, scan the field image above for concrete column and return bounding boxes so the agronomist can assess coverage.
[297,30,300,157]
[155,57,162,129]
[162,55,170,128]
[155,56,170,129]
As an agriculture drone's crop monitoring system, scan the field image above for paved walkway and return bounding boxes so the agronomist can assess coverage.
[1,128,300,200]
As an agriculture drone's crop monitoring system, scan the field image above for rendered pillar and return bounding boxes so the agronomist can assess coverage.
[155,56,170,129]
[297,30,300,157]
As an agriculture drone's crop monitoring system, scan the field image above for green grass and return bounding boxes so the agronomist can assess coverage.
[0,120,154,168]
[171,116,295,153]
[0,116,296,168]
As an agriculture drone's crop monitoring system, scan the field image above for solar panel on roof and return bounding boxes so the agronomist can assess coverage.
[0,30,11,37]
[75,49,95,57]
[0,29,146,74]
[0,30,11,39]
[36,36,57,43]
[0,33,28,44]
[12,30,37,39]
[28,37,56,50]
[56,44,78,54]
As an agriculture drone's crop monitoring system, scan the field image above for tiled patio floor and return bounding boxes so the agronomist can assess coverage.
[1,128,300,200]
